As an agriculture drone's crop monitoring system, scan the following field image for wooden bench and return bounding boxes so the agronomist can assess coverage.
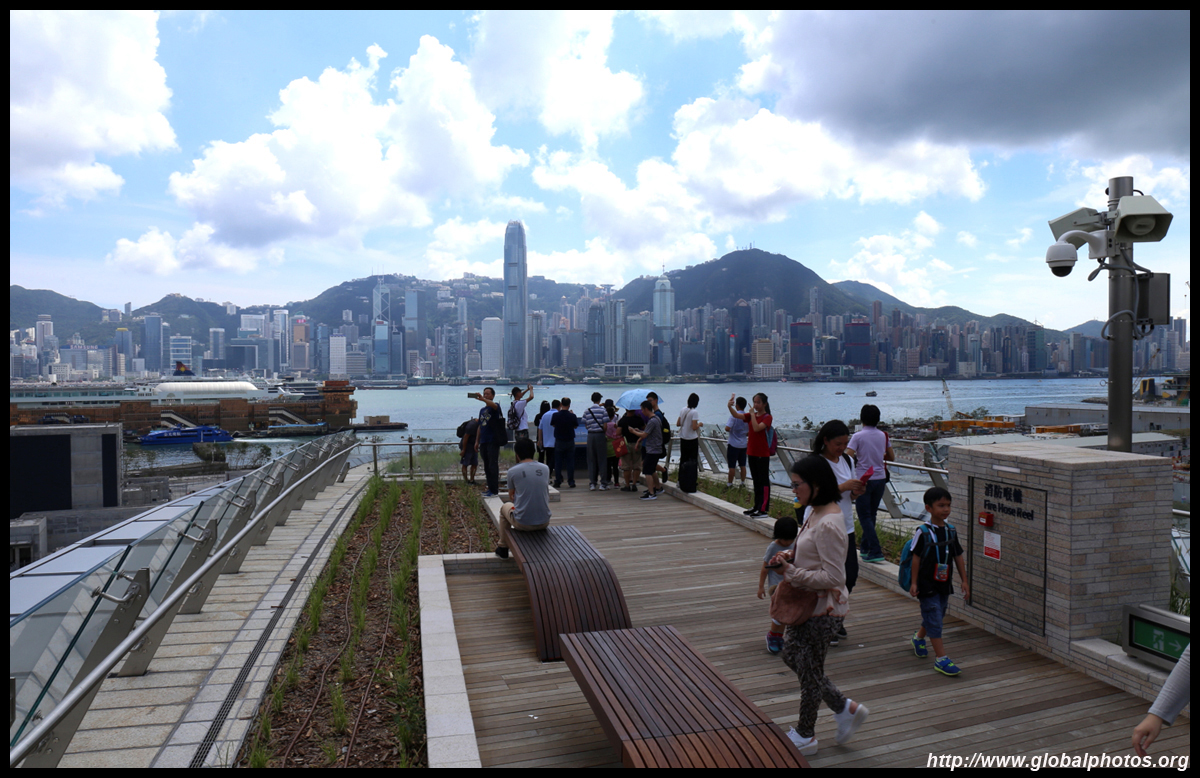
[561,625,810,768]
[506,525,632,662]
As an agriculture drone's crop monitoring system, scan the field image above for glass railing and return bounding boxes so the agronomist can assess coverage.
[9,430,358,755]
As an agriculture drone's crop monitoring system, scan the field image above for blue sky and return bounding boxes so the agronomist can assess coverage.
[10,11,1191,331]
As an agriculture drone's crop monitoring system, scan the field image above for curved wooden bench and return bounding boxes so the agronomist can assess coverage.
[506,525,632,662]
[561,625,810,768]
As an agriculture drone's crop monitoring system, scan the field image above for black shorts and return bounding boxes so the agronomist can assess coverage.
[642,452,662,474]
[726,445,747,468]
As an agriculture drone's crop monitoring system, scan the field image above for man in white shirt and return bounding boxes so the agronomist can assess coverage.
[510,384,534,441]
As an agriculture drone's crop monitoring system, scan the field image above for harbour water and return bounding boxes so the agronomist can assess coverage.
[126,378,1108,468]
[354,377,1107,431]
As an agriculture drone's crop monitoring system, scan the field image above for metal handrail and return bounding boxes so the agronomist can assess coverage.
[9,439,352,766]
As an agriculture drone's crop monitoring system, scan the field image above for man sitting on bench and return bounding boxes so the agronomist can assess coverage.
[496,437,552,558]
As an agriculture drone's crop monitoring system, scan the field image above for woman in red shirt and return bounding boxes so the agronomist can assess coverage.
[727,392,773,517]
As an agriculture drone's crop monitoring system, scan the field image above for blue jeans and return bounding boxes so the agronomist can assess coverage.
[919,591,950,639]
[855,479,886,558]
[554,440,575,486]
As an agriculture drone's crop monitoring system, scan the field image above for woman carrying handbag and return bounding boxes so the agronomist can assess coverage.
[770,455,870,756]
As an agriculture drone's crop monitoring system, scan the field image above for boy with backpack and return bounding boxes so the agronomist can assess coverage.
[905,486,970,676]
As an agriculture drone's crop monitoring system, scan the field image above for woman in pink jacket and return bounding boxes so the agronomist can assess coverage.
[771,456,870,756]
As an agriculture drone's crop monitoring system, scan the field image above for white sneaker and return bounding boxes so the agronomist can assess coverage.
[589,483,596,491]
[833,699,869,745]
[786,728,818,755]
[599,483,609,491]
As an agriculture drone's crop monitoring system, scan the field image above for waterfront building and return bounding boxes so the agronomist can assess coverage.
[789,321,814,373]
[585,304,604,367]
[115,328,134,361]
[273,310,290,368]
[844,320,871,369]
[209,328,225,361]
[604,298,626,366]
[328,331,348,376]
[627,314,651,364]
[503,220,528,377]
[653,276,674,328]
[482,316,503,374]
[143,313,163,374]
[168,335,193,373]
[733,300,752,373]
[404,289,427,360]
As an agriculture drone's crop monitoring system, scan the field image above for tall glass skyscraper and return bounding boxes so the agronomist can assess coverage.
[143,313,163,373]
[503,220,527,378]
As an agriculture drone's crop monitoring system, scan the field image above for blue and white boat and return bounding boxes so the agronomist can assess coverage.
[139,424,234,445]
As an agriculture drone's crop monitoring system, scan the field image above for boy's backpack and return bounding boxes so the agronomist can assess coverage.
[506,400,522,430]
[456,418,479,439]
[764,423,778,456]
[898,523,958,591]
[657,410,672,445]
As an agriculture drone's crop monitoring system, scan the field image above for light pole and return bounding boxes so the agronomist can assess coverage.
[1045,176,1173,452]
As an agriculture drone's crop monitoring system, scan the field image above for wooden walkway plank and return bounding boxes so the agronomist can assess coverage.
[446,489,1190,768]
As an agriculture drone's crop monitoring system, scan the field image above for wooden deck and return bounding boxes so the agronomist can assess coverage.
[447,488,1191,768]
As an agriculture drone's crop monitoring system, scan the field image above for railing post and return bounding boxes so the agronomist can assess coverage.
[373,443,379,477]
[17,569,151,768]
[119,519,218,674]
[409,437,415,477]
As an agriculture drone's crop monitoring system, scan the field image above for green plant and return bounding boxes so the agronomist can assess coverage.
[340,646,355,684]
[321,741,339,765]
[248,740,270,768]
[330,683,348,734]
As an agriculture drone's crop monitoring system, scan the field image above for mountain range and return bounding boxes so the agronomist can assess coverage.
[11,249,1066,349]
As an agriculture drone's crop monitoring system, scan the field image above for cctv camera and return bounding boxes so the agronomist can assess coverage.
[1046,241,1078,277]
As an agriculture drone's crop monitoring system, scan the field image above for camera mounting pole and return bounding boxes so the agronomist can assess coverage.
[1105,176,1135,453]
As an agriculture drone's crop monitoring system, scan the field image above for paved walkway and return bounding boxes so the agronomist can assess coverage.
[58,464,374,768]
[447,487,1191,768]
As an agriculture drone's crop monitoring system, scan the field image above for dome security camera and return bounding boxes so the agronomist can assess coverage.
[1045,241,1078,277]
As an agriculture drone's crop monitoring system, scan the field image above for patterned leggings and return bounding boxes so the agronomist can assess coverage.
[781,615,847,738]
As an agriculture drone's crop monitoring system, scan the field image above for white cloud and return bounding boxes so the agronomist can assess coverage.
[636,10,773,42]
[471,11,644,149]
[106,223,281,275]
[829,226,949,307]
[670,98,984,224]
[1006,228,1033,248]
[488,195,547,214]
[425,217,506,266]
[10,10,176,205]
[120,39,526,272]
[913,211,942,237]
[956,231,978,248]
[1076,155,1190,209]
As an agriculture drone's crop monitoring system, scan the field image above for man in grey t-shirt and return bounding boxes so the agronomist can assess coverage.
[496,438,551,557]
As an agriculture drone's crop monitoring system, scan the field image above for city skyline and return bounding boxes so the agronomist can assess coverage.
[10,11,1191,331]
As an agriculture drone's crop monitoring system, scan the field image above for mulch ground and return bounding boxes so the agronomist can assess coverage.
[239,480,499,768]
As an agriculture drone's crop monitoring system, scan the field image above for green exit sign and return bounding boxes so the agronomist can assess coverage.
[1130,616,1190,662]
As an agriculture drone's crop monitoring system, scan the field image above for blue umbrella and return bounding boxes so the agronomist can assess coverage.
[615,388,653,410]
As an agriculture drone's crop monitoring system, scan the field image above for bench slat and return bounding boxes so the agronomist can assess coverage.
[507,525,632,661]
[561,626,810,768]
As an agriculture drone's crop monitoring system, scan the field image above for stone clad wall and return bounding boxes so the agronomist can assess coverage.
[949,441,1173,661]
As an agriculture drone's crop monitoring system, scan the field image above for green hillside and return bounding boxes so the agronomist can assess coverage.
[615,249,867,316]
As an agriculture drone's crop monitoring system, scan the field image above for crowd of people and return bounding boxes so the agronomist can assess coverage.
[457,388,1188,760]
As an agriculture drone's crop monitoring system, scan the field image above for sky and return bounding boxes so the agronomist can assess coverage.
[9,10,1191,331]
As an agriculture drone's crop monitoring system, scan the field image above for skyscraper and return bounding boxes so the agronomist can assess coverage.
[482,317,503,374]
[503,220,528,377]
[143,313,163,373]
[652,276,674,328]
[404,289,427,359]
[373,278,391,374]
